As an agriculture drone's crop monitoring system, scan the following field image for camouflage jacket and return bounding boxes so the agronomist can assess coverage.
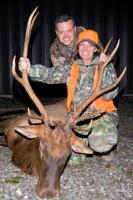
[29,56,119,114]
[50,26,86,67]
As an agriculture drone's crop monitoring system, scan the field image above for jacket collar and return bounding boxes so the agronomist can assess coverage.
[75,56,99,66]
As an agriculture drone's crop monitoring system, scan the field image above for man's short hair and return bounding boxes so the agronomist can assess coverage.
[55,14,75,29]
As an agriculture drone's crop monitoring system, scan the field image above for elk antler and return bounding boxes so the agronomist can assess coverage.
[104,37,113,54]
[12,7,50,128]
[64,40,126,132]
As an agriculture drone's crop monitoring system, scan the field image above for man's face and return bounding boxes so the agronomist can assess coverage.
[55,19,76,46]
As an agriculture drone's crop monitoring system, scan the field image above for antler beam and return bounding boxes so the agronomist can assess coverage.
[12,7,50,127]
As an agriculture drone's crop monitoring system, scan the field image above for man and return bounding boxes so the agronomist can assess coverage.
[19,29,118,165]
[50,14,86,66]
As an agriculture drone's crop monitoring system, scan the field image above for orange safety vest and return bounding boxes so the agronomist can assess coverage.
[67,63,117,112]
[67,62,79,112]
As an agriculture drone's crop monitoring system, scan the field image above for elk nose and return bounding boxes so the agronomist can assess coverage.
[37,186,60,198]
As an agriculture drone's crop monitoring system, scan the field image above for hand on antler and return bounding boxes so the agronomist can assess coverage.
[99,52,108,63]
[18,57,32,73]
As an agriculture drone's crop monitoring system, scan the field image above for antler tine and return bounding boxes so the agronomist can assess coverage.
[12,7,50,127]
[74,120,93,131]
[74,105,105,124]
[30,13,39,31]
[97,66,126,95]
[23,7,39,58]
[22,7,39,84]
[64,105,105,132]
[97,39,120,89]
[104,37,113,54]
[12,6,39,81]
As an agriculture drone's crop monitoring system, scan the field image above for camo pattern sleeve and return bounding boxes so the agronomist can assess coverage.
[102,63,119,100]
[28,64,71,84]
[50,38,65,67]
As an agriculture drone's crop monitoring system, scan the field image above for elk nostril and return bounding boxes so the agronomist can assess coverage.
[40,191,59,198]
[36,186,60,198]
[45,190,60,198]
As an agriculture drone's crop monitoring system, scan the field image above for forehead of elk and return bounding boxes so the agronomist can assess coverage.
[39,125,72,159]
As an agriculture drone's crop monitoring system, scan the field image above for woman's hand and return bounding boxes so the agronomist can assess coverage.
[99,52,108,63]
[18,57,32,73]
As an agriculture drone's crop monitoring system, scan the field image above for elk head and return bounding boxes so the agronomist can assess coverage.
[12,7,126,198]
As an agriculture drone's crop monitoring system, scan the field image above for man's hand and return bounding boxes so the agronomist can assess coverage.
[18,57,32,73]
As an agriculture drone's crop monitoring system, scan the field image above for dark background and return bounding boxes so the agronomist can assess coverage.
[0,0,132,99]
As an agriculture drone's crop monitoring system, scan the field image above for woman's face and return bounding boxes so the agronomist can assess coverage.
[78,41,97,64]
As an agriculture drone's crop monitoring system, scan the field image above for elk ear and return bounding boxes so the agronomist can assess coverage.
[71,144,93,154]
[71,135,93,154]
[15,125,39,139]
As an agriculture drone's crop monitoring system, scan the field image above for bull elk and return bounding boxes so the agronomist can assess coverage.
[0,7,126,198]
